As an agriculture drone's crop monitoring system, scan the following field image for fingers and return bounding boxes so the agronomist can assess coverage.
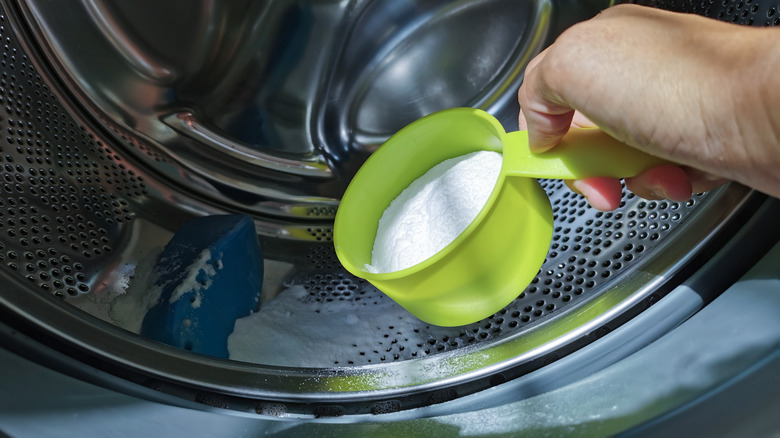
[517,49,576,153]
[515,3,748,210]
[570,112,596,128]
[624,165,692,202]
[519,110,595,131]
[682,166,729,193]
[565,177,624,212]
[638,166,727,199]
[567,164,720,212]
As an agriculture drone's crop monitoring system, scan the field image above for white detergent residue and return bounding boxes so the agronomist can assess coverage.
[227,285,461,367]
[366,150,502,273]
[168,249,222,308]
[108,247,164,333]
[109,248,222,333]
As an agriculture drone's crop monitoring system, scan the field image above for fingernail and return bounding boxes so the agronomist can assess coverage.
[527,131,558,154]
[527,134,547,153]
[648,186,668,200]
[566,179,582,195]
[571,180,600,208]
[571,178,619,212]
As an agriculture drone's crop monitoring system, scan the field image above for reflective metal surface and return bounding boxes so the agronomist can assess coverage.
[19,0,608,220]
[0,0,775,420]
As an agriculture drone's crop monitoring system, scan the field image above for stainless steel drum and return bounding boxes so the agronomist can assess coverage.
[0,0,777,421]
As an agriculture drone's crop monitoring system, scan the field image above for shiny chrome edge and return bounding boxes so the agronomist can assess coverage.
[0,185,761,412]
[12,0,342,220]
[162,111,333,178]
[3,4,340,233]
[3,0,764,417]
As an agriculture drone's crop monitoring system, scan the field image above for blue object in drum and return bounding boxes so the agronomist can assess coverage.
[141,215,263,358]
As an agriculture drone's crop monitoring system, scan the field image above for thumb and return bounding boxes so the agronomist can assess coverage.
[517,51,577,153]
[524,109,576,153]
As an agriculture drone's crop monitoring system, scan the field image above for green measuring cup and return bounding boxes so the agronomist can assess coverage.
[334,107,668,327]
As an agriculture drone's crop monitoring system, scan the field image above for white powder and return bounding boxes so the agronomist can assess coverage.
[165,249,222,308]
[108,247,164,333]
[109,248,220,333]
[227,284,461,367]
[366,150,502,273]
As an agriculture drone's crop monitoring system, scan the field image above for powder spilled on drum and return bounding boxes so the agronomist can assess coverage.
[227,284,461,367]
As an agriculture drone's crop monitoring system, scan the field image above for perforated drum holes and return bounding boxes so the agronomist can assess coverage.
[0,10,145,298]
[307,226,333,241]
[306,206,338,218]
[0,0,766,417]
[0,0,730,371]
[285,186,704,366]
[619,0,780,26]
[105,121,170,164]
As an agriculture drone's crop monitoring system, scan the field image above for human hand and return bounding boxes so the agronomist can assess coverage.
[519,110,706,211]
[517,4,780,211]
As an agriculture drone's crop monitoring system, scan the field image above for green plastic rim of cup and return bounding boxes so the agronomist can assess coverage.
[334,107,668,327]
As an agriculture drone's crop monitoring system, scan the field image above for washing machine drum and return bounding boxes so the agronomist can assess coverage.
[0,0,775,421]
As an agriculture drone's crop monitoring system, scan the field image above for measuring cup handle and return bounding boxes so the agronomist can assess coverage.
[503,128,671,180]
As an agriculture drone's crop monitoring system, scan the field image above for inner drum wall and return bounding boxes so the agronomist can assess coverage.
[0,0,774,418]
